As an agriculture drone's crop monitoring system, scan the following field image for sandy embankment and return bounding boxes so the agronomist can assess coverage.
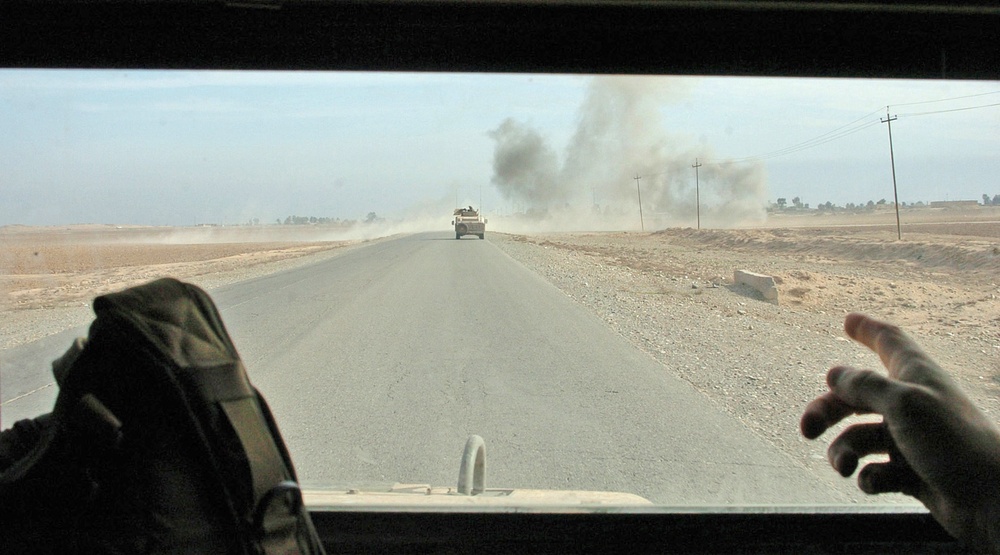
[0,224,363,348]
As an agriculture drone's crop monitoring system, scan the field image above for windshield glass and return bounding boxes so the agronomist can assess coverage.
[2,70,998,507]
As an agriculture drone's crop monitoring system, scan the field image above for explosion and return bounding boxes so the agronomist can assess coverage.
[489,77,768,230]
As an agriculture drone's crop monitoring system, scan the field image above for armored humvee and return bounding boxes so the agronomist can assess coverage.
[452,206,486,240]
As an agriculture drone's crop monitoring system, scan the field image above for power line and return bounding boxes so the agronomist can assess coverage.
[631,90,1000,178]
[692,158,702,230]
[631,118,880,176]
[702,97,998,166]
[633,174,644,231]
[715,115,883,165]
[881,107,902,240]
[891,90,1000,108]
[898,101,1000,118]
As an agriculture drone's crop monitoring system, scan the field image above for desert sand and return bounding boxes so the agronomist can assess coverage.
[1,224,354,311]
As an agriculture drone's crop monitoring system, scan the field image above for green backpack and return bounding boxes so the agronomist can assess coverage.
[0,278,326,554]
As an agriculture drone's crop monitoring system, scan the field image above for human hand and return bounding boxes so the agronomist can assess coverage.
[801,313,1000,552]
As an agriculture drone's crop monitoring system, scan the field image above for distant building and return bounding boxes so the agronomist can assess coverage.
[929,200,980,208]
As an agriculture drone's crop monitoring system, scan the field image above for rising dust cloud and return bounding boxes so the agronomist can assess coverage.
[488,77,768,233]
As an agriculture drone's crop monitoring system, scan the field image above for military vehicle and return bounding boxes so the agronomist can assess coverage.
[452,206,486,240]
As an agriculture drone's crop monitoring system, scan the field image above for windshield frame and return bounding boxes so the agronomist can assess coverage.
[3,0,997,552]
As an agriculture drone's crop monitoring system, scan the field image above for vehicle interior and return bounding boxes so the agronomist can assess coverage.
[2,0,998,552]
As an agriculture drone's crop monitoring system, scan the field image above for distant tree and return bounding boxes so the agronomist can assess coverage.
[845,202,856,210]
[366,212,379,223]
[866,200,875,209]
[985,194,992,206]
[792,196,802,208]
[993,194,1000,206]
[776,198,787,208]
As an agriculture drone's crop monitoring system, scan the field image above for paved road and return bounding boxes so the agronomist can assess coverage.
[1,232,849,505]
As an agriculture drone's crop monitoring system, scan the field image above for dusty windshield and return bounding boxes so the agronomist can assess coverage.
[1,70,998,507]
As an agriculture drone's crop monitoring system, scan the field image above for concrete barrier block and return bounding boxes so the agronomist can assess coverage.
[734,270,779,303]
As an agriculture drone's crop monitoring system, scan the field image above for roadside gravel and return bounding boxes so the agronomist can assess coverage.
[489,230,1000,502]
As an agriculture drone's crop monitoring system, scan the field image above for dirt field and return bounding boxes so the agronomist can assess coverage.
[492,206,999,411]
[1,224,355,312]
[555,209,1000,341]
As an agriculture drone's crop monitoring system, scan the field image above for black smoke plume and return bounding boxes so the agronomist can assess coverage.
[489,77,768,229]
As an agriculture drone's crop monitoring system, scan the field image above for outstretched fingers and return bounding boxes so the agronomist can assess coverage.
[844,313,904,367]
[800,366,905,439]
[826,365,902,414]
[844,313,936,383]
[800,390,855,439]
[826,422,892,477]
[857,459,924,497]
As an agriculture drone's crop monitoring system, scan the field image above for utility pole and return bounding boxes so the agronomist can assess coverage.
[881,106,902,240]
[634,174,644,231]
[692,158,703,230]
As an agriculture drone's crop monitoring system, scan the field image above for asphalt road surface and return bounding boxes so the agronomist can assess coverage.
[1,232,851,505]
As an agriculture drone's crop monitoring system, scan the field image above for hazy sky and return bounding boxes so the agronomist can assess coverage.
[2,70,998,228]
